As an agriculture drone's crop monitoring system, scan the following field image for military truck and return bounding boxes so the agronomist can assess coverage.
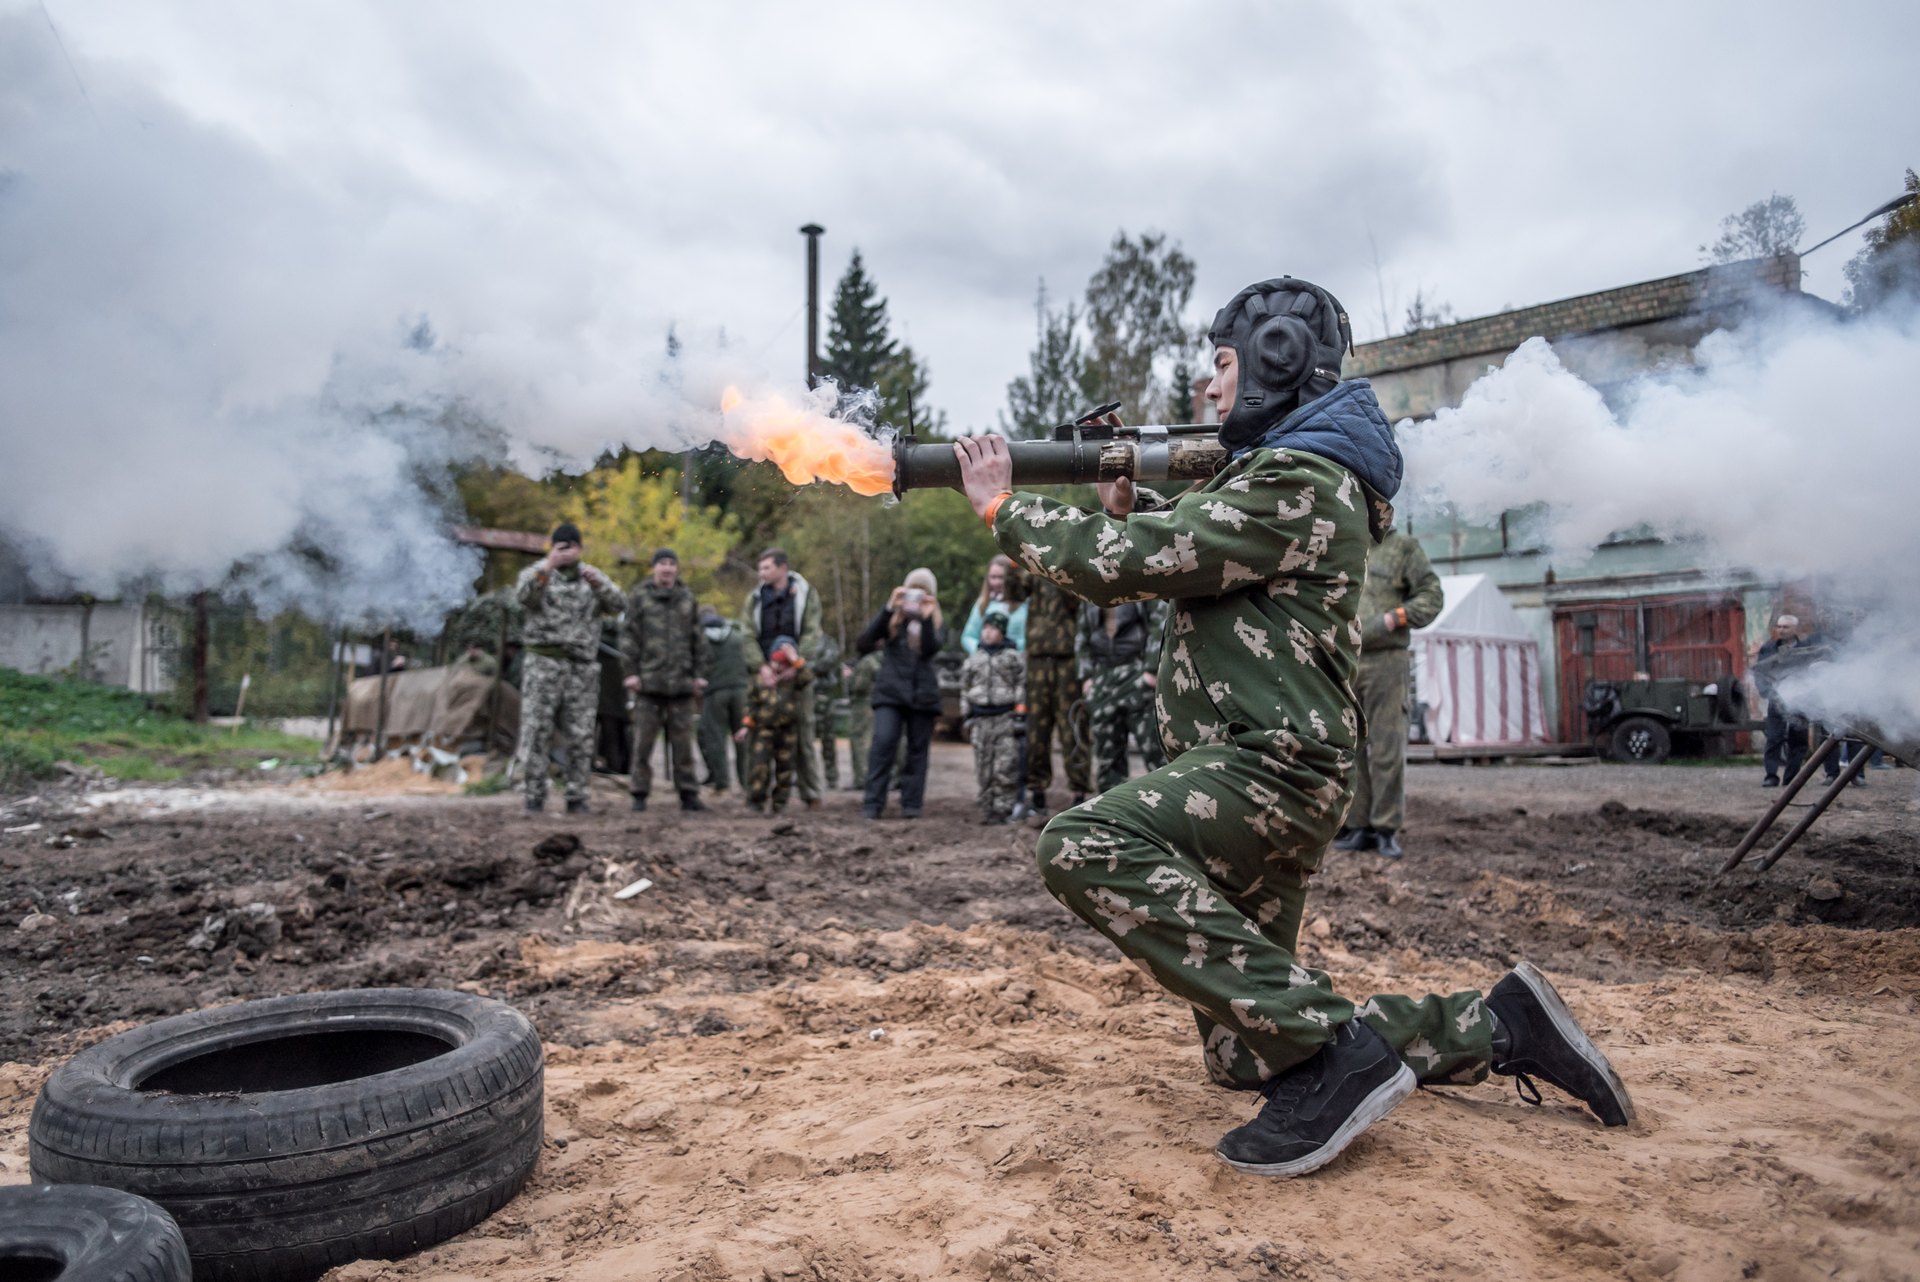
[1582,675,1751,763]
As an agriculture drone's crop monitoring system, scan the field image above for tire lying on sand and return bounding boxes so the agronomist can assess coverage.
[0,1183,190,1282]
[28,988,543,1282]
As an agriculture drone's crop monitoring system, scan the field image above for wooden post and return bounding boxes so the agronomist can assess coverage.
[191,592,210,724]
[323,623,344,750]
[485,609,508,755]
[372,628,392,758]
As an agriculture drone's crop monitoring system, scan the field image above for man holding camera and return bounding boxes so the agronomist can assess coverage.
[953,277,1631,1177]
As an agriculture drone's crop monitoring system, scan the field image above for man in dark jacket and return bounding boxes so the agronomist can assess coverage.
[1755,614,1812,786]
[954,276,1630,1178]
[1076,599,1167,792]
[743,548,827,809]
[1334,524,1443,859]
[697,605,751,793]
[622,549,708,813]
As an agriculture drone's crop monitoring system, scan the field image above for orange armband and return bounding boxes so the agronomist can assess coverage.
[982,491,1013,527]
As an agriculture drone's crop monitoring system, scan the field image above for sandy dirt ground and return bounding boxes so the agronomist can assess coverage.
[2,745,1917,1281]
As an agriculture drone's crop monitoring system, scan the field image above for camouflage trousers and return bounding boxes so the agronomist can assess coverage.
[1026,654,1091,796]
[515,654,600,806]
[1035,733,1492,1089]
[1087,660,1166,793]
[698,685,749,791]
[969,713,1024,821]
[747,723,800,810]
[818,701,842,789]
[631,693,697,799]
[1350,649,1411,833]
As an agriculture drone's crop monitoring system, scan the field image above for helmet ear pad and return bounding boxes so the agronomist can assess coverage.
[1241,308,1320,405]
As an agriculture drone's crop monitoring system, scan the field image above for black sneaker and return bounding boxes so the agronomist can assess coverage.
[1761,776,1780,787]
[565,798,589,816]
[679,790,707,813]
[1333,827,1377,852]
[1487,961,1634,1128]
[630,794,648,813]
[1029,789,1049,816]
[524,797,545,814]
[1374,831,1404,860]
[1215,1019,1417,1178]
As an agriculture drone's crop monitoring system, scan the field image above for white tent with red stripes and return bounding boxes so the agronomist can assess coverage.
[1410,575,1549,746]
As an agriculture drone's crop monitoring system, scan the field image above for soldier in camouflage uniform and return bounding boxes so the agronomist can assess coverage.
[954,277,1631,1177]
[845,649,897,793]
[512,523,626,814]
[621,549,709,813]
[1334,525,1443,860]
[737,637,813,812]
[813,634,845,789]
[1076,598,1168,793]
[961,610,1026,823]
[697,606,751,792]
[1023,576,1091,814]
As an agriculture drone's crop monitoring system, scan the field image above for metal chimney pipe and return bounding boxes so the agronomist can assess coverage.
[799,223,824,387]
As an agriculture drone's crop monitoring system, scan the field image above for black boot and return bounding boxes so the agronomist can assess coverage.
[524,796,545,814]
[629,794,647,813]
[679,789,707,812]
[1029,789,1049,817]
[1486,961,1635,1128]
[1373,830,1404,860]
[565,798,589,815]
[1332,827,1377,852]
[1215,1019,1417,1178]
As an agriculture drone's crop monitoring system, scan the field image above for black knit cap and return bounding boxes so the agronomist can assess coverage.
[652,548,678,564]
[550,522,583,546]
[983,610,1010,632]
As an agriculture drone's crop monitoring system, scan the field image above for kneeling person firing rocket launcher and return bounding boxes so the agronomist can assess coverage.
[941,277,1635,1176]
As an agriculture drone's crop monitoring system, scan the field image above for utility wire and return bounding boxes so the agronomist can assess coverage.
[38,0,100,127]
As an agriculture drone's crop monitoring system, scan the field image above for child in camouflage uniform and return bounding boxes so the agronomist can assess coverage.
[953,277,1632,1179]
[736,637,813,814]
[960,611,1025,824]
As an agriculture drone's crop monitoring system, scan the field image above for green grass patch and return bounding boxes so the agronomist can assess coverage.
[0,667,317,789]
[462,771,510,797]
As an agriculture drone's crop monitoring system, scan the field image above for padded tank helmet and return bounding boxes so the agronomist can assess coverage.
[1207,277,1353,451]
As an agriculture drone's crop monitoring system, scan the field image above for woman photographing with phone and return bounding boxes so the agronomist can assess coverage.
[857,567,946,819]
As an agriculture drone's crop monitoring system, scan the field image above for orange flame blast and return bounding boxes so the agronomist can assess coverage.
[717,386,896,497]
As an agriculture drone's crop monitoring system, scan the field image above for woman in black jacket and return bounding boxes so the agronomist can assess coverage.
[858,567,945,818]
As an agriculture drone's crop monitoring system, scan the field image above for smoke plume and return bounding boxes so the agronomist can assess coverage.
[0,14,843,628]
[1398,300,1920,747]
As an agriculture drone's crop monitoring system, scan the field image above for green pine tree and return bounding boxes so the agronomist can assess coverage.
[822,250,899,394]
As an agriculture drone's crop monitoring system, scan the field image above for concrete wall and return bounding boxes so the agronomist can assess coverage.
[0,603,167,692]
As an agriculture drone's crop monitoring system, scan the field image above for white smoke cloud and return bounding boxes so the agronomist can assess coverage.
[0,13,794,627]
[1398,300,1920,748]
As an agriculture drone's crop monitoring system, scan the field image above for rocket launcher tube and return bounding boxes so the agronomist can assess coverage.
[889,425,1229,497]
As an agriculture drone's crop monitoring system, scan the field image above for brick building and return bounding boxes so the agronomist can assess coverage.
[1349,255,1816,743]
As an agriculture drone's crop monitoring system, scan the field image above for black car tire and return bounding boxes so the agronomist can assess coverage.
[1610,715,1672,764]
[0,1183,190,1282]
[29,988,542,1282]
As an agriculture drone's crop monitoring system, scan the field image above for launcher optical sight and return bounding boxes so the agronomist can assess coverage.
[889,404,1229,498]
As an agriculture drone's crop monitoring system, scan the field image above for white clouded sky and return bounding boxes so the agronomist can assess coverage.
[17,0,1919,435]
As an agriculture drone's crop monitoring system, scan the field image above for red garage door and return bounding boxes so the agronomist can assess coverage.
[1551,594,1748,743]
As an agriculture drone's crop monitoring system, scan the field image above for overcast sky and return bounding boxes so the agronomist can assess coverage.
[16,0,1918,435]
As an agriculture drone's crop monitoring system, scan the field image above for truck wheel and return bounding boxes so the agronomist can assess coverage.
[1610,716,1672,764]
[0,1184,189,1282]
[29,989,542,1282]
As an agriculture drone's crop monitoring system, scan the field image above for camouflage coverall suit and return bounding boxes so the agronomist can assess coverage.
[813,635,845,789]
[1024,578,1092,801]
[512,561,625,807]
[622,578,708,801]
[744,664,814,811]
[697,618,751,791]
[1349,528,1444,835]
[1076,599,1169,792]
[994,381,1493,1091]
[961,641,1027,822]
